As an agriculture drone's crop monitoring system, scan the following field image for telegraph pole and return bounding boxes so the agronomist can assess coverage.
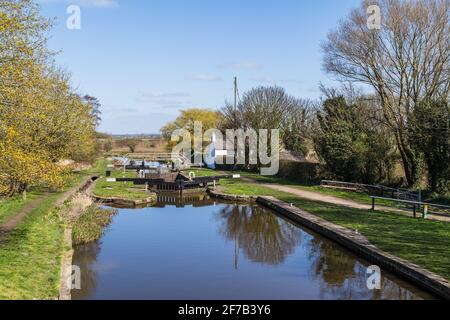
[233,77,238,129]
[233,76,238,113]
[233,77,238,170]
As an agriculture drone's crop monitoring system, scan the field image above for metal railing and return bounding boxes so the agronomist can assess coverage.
[321,180,421,202]
[370,196,450,218]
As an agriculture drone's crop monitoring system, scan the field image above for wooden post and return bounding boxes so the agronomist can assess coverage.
[413,204,416,218]
[371,197,375,211]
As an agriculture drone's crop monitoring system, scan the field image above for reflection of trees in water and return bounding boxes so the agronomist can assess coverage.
[306,237,423,300]
[71,242,101,300]
[216,205,301,266]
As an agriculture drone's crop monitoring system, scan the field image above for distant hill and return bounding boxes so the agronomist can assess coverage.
[111,134,162,139]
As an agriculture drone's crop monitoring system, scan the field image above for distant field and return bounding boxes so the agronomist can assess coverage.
[103,138,168,154]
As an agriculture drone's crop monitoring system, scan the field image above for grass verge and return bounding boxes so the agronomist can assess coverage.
[0,193,65,299]
[0,160,103,300]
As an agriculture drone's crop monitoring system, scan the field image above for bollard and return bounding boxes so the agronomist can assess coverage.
[422,204,428,219]
[371,197,375,211]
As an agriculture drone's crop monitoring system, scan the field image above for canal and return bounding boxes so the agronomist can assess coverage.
[72,196,433,300]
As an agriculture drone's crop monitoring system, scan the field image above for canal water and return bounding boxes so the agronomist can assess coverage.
[72,196,433,300]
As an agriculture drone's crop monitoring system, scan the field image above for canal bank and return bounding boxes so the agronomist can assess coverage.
[0,167,103,299]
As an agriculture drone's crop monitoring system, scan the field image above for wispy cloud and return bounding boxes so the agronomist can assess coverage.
[185,74,223,82]
[37,0,119,8]
[249,77,303,84]
[136,92,191,109]
[218,61,264,70]
[102,105,137,114]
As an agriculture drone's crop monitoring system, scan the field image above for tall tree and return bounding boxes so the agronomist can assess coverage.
[410,99,450,194]
[322,0,450,187]
[0,0,98,196]
[314,95,396,184]
[82,95,102,128]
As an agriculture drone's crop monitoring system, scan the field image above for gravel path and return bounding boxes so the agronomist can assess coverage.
[241,178,450,223]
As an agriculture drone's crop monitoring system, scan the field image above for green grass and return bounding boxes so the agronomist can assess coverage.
[92,163,151,201]
[0,192,65,300]
[0,159,103,300]
[219,180,450,281]
[181,168,226,177]
[193,168,404,207]
[0,166,98,226]
[0,191,43,225]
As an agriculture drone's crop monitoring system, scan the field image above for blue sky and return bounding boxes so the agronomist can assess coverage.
[38,0,361,134]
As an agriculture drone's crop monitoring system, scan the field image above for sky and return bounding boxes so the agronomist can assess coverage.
[37,0,362,134]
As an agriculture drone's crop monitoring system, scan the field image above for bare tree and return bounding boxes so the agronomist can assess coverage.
[220,86,313,155]
[121,138,139,153]
[322,0,450,186]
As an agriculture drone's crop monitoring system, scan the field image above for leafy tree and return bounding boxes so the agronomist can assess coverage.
[0,0,98,196]
[314,96,395,184]
[161,108,221,151]
[410,99,450,194]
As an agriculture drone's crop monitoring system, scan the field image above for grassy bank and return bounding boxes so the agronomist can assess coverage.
[72,205,116,246]
[0,162,102,300]
[0,160,103,226]
[92,160,152,201]
[218,178,450,281]
[0,190,70,299]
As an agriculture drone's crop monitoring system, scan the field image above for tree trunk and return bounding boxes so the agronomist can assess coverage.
[395,130,419,187]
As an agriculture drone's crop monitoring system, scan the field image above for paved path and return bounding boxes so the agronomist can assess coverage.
[241,178,450,223]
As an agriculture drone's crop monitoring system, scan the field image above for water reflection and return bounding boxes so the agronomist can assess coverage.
[71,242,101,300]
[214,204,433,299]
[72,200,434,300]
[153,193,216,208]
[216,204,301,266]
[306,233,427,299]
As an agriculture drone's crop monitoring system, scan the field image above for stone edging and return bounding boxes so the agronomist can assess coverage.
[207,188,257,202]
[257,196,450,300]
[58,175,97,300]
[92,195,156,207]
[59,228,73,300]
